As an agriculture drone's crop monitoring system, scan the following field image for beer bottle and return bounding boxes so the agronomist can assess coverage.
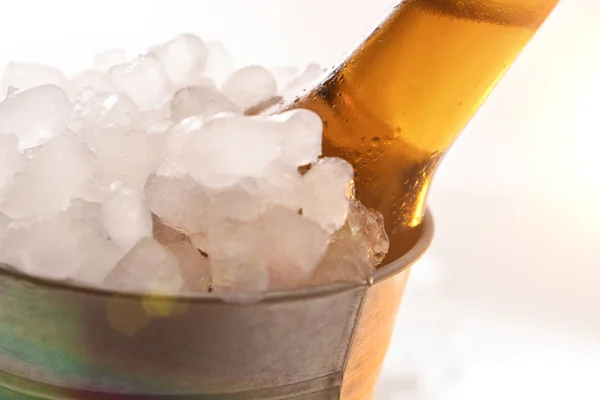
[266,0,559,262]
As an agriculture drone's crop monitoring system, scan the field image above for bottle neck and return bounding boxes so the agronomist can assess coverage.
[327,0,556,153]
[279,0,559,261]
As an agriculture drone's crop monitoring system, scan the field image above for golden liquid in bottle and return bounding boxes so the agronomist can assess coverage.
[273,0,559,262]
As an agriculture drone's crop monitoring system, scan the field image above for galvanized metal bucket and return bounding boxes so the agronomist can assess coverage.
[0,212,433,400]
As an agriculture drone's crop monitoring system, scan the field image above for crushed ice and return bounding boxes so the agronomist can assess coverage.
[0,34,389,296]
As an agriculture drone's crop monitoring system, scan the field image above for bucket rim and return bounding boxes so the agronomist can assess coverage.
[0,210,434,303]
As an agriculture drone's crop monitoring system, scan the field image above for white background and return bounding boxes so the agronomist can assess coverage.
[2,0,599,398]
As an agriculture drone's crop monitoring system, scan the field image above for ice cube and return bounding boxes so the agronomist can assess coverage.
[0,62,69,96]
[202,41,234,86]
[64,199,107,238]
[189,232,209,254]
[301,158,353,233]
[207,219,269,293]
[0,134,24,198]
[152,213,189,245]
[183,114,282,188]
[109,54,174,111]
[221,66,277,111]
[35,135,95,202]
[4,215,86,279]
[156,116,204,177]
[86,125,164,191]
[151,34,208,89]
[210,257,269,294]
[166,241,210,292]
[270,109,323,167]
[0,136,95,219]
[68,233,125,286]
[311,199,389,284]
[0,213,16,268]
[241,162,304,212]
[103,237,183,294]
[262,207,330,288]
[144,174,209,234]
[208,207,329,291]
[3,212,119,281]
[348,200,389,266]
[0,84,71,149]
[207,184,267,223]
[0,213,10,255]
[281,63,325,100]
[6,86,19,96]
[29,135,96,195]
[101,183,152,253]
[135,102,173,135]
[70,70,117,95]
[270,67,301,91]
[94,49,127,72]
[0,174,63,219]
[71,89,139,130]
[69,239,125,287]
[170,85,240,124]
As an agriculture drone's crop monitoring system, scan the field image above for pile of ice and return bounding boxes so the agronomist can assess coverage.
[0,34,389,295]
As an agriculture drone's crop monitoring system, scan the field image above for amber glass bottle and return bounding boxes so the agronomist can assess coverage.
[268,0,559,262]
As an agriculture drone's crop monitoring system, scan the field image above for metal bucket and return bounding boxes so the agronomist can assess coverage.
[0,211,433,400]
